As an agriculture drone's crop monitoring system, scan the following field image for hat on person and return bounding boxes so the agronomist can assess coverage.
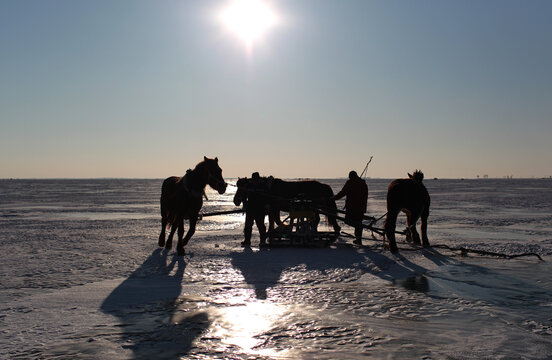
[349,170,358,179]
[251,172,260,179]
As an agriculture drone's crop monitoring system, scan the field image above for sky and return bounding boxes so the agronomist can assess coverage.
[1,0,551,179]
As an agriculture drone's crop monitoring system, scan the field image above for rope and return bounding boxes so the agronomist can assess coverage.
[339,231,544,261]
[372,212,388,224]
[430,244,544,261]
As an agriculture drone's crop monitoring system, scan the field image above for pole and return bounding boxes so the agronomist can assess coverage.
[198,209,244,220]
[314,207,404,237]
[360,156,373,179]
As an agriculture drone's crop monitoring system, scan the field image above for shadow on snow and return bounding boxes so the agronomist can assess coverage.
[101,248,209,360]
[230,243,551,311]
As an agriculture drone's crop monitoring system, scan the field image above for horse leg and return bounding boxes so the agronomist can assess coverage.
[178,217,196,256]
[274,208,284,227]
[166,222,177,249]
[183,218,197,246]
[159,217,167,247]
[329,214,341,236]
[243,213,254,246]
[268,209,277,239]
[327,201,341,235]
[421,208,430,247]
[255,214,267,245]
[384,209,399,253]
[267,217,274,240]
[313,212,321,232]
[407,211,421,245]
[177,217,184,248]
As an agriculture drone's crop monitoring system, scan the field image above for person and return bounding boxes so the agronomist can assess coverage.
[241,172,268,247]
[333,170,368,245]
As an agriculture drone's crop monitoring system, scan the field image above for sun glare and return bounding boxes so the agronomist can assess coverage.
[219,0,279,50]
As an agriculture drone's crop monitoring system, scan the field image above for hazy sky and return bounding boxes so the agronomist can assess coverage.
[1,0,551,179]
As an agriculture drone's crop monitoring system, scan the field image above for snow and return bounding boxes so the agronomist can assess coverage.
[1,178,552,359]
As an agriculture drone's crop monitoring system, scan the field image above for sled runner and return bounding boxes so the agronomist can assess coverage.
[267,200,338,247]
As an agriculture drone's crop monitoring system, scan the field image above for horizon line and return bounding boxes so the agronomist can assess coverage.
[1,176,551,181]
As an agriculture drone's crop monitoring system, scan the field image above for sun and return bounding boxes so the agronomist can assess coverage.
[219,0,279,49]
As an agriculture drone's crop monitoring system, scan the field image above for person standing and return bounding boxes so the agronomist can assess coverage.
[241,172,268,247]
[333,170,368,245]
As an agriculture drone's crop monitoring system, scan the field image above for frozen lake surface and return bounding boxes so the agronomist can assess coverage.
[1,178,552,359]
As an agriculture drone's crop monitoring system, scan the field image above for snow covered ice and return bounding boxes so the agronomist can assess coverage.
[1,178,552,359]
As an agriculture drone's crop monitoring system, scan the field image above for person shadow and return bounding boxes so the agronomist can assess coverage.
[230,247,286,300]
[101,248,209,360]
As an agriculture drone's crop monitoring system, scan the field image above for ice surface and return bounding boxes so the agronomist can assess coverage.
[1,178,551,359]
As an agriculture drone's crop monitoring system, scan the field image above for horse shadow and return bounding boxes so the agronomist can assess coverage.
[232,243,551,314]
[101,248,210,360]
[416,247,552,309]
[230,244,435,299]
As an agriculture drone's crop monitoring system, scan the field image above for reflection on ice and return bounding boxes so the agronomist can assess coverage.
[197,213,245,231]
[208,299,293,358]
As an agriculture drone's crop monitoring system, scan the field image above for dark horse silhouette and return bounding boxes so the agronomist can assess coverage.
[159,156,227,255]
[233,176,341,236]
[384,170,430,253]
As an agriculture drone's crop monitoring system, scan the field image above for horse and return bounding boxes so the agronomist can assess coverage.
[159,156,227,255]
[233,176,341,236]
[384,170,430,253]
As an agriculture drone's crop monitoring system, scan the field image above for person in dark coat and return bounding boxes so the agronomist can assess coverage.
[333,170,368,245]
[241,172,268,247]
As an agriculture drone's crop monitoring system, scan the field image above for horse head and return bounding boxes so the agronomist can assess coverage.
[203,156,227,194]
[233,177,249,206]
[408,170,424,183]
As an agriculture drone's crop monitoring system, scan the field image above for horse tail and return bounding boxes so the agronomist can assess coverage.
[160,176,181,227]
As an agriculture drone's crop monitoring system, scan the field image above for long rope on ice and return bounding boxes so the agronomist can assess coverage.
[339,231,544,261]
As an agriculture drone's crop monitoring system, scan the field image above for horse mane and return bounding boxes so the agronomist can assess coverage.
[184,161,205,186]
[410,170,424,183]
[189,157,218,180]
[192,159,208,173]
